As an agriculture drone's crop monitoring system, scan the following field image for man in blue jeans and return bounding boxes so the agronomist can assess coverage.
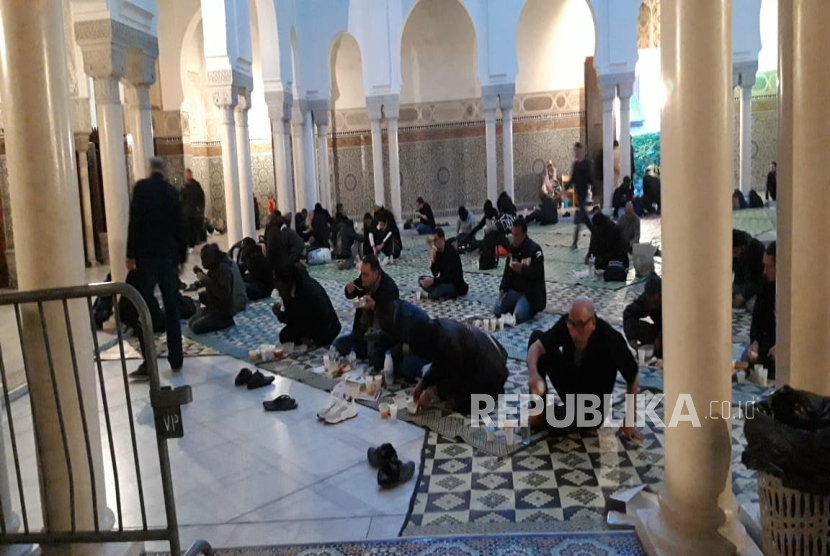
[494,218,546,324]
[414,197,436,235]
[126,158,187,380]
[418,228,468,300]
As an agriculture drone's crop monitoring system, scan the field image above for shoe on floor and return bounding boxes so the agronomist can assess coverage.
[377,459,416,488]
[235,368,254,386]
[246,370,275,390]
[324,399,358,424]
[263,394,298,411]
[129,362,149,381]
[317,396,340,420]
[368,443,398,468]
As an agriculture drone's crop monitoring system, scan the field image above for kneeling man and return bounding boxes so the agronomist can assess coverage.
[527,297,641,440]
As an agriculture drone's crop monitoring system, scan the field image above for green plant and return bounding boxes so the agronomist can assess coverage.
[633,132,661,180]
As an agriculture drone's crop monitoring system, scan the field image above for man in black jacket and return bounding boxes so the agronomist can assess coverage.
[570,142,593,249]
[126,158,186,378]
[623,272,663,357]
[732,229,766,308]
[273,266,341,347]
[494,218,545,324]
[526,191,559,226]
[412,319,508,414]
[527,297,641,440]
[189,244,236,334]
[239,238,274,300]
[418,228,468,300]
[265,211,305,277]
[415,197,436,235]
[310,203,332,249]
[180,169,206,248]
[334,255,400,360]
[743,241,776,377]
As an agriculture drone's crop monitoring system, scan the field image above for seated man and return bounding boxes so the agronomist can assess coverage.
[453,205,478,252]
[372,209,403,260]
[334,255,400,361]
[419,228,468,300]
[309,203,333,249]
[189,244,236,334]
[613,177,634,219]
[294,208,312,242]
[525,191,559,226]
[272,266,341,347]
[527,297,641,440]
[732,229,765,308]
[368,300,433,382]
[265,211,306,278]
[361,212,376,259]
[412,318,508,414]
[623,273,663,358]
[616,201,641,253]
[334,218,364,261]
[238,237,275,301]
[586,212,629,270]
[414,197,436,235]
[742,241,776,377]
[494,218,546,324]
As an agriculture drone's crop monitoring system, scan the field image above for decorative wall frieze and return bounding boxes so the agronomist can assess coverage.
[207,69,254,110]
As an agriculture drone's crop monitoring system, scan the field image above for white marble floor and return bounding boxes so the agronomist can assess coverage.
[3,355,425,552]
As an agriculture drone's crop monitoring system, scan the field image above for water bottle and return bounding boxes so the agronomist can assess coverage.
[383,350,393,373]
[588,255,596,276]
[348,348,356,366]
[328,345,337,363]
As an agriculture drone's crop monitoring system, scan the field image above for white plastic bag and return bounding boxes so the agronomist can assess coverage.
[632,243,657,277]
[307,247,332,265]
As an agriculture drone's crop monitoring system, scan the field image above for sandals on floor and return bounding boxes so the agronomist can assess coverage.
[246,370,275,390]
[235,368,254,386]
[377,458,416,488]
[263,394,298,412]
[367,443,398,468]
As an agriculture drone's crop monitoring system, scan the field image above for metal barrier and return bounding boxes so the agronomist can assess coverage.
[0,282,212,555]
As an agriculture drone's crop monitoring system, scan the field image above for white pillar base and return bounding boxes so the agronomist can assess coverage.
[636,508,762,556]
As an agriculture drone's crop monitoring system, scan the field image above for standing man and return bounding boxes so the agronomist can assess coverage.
[126,158,187,378]
[766,162,777,202]
[180,168,206,249]
[415,197,436,235]
[494,218,546,325]
[570,142,593,250]
[418,228,468,300]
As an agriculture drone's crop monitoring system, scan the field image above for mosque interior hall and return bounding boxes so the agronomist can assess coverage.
[0,0,827,555]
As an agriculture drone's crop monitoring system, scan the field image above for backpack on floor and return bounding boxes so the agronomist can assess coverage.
[604,261,628,282]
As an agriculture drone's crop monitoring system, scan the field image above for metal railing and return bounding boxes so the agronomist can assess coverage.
[0,282,212,555]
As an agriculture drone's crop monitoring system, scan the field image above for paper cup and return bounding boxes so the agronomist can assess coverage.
[756,368,768,387]
[503,427,515,445]
[407,400,418,414]
[736,371,746,384]
[490,318,498,331]
[485,426,496,442]
[389,404,398,420]
[379,403,390,419]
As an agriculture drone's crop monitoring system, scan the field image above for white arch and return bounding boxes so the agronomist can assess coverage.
[329,31,366,108]
[588,0,640,77]
[253,0,293,93]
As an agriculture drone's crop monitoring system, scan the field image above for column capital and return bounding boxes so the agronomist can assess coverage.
[366,94,400,121]
[617,74,637,99]
[308,98,331,126]
[733,60,759,88]
[75,19,157,81]
[73,132,90,152]
[125,48,157,88]
[264,90,293,122]
[482,94,499,113]
[92,75,121,105]
[207,69,254,110]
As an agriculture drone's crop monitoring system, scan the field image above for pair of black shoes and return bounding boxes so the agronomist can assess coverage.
[235,368,275,390]
[368,443,415,488]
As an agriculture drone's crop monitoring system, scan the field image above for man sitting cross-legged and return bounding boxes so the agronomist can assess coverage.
[333,255,400,361]
[272,265,341,348]
[418,228,469,301]
[740,241,776,377]
[494,218,546,324]
[623,272,663,359]
[526,297,642,441]
[412,319,509,414]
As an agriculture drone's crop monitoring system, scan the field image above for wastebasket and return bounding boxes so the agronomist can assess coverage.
[742,386,830,556]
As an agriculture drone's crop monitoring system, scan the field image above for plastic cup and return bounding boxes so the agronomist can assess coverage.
[503,426,515,445]
[756,367,768,387]
[485,426,496,442]
[736,371,746,384]
[389,404,398,420]
[323,354,331,369]
[638,349,646,365]
[407,401,418,415]
[473,319,482,329]
[497,318,505,331]
[489,318,498,331]
[366,378,378,395]
[379,403,390,419]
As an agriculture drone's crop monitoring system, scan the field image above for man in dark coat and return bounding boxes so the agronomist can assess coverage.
[623,272,663,357]
[418,228,468,300]
[126,158,187,378]
[265,211,306,278]
[414,197,436,235]
[732,228,766,308]
[273,266,341,347]
[180,168,206,248]
[570,142,593,249]
[495,218,546,324]
[310,203,333,249]
[526,191,559,226]
[238,237,274,300]
[586,212,629,270]
[744,242,777,377]
[412,319,509,414]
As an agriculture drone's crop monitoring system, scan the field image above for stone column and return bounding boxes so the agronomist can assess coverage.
[235,95,257,238]
[211,83,242,246]
[265,91,295,215]
[301,107,318,209]
[309,99,332,209]
[599,80,617,212]
[500,92,515,200]
[637,1,748,553]
[618,77,635,182]
[367,98,385,208]
[291,102,307,211]
[483,94,499,202]
[1,1,111,551]
[777,0,830,396]
[74,134,97,266]
[735,62,758,195]
[125,49,158,181]
[383,96,402,224]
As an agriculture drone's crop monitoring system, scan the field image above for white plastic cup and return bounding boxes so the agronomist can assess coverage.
[638,349,646,365]
[485,427,495,442]
[754,364,763,376]
[497,318,505,331]
[736,371,746,384]
[489,318,498,331]
[756,367,768,387]
[323,354,331,369]
[473,319,482,329]
[379,403,390,419]
[503,426,515,445]
[389,403,398,421]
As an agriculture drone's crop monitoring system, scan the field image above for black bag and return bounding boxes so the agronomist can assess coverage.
[603,261,627,282]
[178,295,198,320]
[748,189,764,208]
